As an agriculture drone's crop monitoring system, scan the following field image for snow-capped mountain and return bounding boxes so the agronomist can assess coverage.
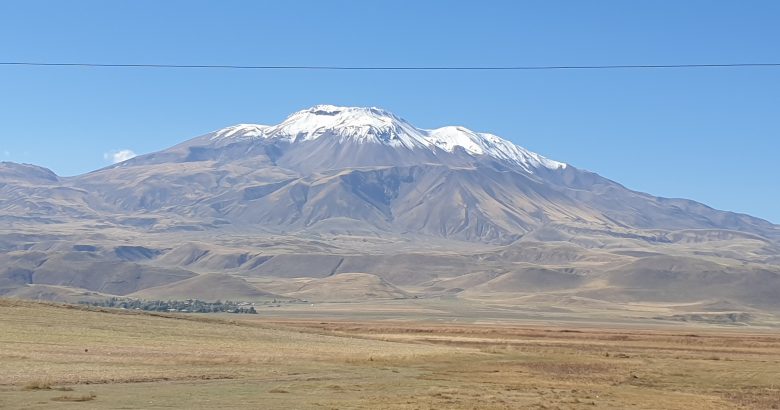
[0,104,769,244]
[211,105,427,149]
[2,105,780,310]
[209,105,565,173]
[52,104,774,244]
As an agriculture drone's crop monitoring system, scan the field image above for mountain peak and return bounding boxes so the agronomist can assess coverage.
[212,105,424,148]
[301,104,399,119]
[271,105,426,148]
[210,105,566,171]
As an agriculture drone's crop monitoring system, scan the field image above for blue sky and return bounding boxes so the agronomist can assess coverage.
[0,1,778,222]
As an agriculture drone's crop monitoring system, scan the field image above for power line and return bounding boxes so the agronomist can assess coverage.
[1,61,779,71]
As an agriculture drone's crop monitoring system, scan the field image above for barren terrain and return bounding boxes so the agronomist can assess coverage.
[2,299,779,409]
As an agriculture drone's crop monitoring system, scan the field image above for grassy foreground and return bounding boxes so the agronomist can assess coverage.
[1,299,779,409]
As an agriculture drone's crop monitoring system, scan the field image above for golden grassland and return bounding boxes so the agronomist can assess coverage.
[1,298,779,409]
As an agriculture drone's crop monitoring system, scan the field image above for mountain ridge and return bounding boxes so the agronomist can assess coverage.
[205,105,567,172]
[1,105,779,314]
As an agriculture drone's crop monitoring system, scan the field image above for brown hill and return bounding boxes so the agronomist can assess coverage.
[130,273,282,302]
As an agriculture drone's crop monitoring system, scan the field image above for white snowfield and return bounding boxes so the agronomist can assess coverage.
[211,105,566,171]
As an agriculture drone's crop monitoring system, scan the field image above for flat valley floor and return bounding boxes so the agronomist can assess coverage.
[1,298,780,409]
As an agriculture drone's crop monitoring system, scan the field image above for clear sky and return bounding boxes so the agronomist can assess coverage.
[0,1,778,223]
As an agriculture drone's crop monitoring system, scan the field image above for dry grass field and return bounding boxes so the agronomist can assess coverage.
[1,298,780,409]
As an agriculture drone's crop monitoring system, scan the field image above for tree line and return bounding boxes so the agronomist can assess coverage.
[80,297,258,314]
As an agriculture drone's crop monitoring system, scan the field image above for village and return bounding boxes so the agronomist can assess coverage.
[79,297,268,314]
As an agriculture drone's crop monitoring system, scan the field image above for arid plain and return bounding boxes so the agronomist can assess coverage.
[2,298,779,409]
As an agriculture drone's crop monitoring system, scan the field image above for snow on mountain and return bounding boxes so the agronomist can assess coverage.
[266,105,429,149]
[211,105,426,148]
[210,105,566,171]
[212,124,269,140]
[425,126,566,171]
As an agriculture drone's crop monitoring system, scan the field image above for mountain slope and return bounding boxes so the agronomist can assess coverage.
[0,105,778,312]
[63,105,774,242]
